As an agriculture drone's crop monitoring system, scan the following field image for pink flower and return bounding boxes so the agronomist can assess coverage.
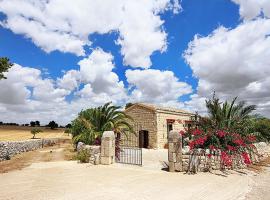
[189,141,195,150]
[227,145,235,151]
[242,152,251,165]
[192,129,203,136]
[179,130,185,136]
[246,135,256,143]
[209,145,216,151]
[221,151,232,166]
[233,138,246,147]
[217,130,226,138]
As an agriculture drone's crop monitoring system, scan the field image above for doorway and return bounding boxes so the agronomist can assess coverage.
[139,130,149,148]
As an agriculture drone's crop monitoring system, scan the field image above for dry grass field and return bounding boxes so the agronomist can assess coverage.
[0,125,71,141]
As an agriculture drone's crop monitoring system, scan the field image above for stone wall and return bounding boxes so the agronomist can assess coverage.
[168,132,270,173]
[181,143,270,172]
[156,111,192,148]
[0,138,58,161]
[125,105,157,148]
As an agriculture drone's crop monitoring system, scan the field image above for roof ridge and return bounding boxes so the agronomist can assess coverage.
[133,103,193,114]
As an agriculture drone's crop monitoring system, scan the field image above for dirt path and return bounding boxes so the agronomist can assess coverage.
[1,146,270,200]
[245,157,270,200]
[0,162,253,200]
[0,141,75,173]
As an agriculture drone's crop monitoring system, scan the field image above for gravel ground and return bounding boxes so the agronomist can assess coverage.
[0,148,269,200]
[245,168,270,200]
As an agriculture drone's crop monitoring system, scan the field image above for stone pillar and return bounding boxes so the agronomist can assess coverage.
[100,131,115,165]
[168,130,182,172]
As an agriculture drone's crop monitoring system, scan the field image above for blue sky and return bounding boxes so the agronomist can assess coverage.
[0,0,270,124]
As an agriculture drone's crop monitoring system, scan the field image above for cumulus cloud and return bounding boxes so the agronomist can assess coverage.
[0,49,128,124]
[231,0,270,20]
[0,0,181,68]
[183,18,270,117]
[126,69,192,105]
[0,50,193,124]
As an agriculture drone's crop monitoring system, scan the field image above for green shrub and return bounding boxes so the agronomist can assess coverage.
[31,128,43,139]
[76,149,90,163]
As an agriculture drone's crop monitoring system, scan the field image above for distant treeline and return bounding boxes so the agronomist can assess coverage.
[0,121,71,129]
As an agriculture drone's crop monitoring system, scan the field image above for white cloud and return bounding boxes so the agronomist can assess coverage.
[0,0,181,68]
[75,48,127,103]
[0,47,194,124]
[57,70,80,91]
[126,69,192,105]
[183,18,270,117]
[231,0,270,20]
[0,49,127,125]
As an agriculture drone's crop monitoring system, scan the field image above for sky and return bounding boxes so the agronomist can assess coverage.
[0,0,270,125]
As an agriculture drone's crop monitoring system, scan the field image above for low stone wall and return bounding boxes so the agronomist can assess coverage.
[168,130,270,173]
[0,138,58,161]
[181,142,270,172]
[84,145,101,165]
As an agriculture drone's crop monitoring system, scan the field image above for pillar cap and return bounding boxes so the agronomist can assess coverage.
[102,131,115,138]
[168,130,181,139]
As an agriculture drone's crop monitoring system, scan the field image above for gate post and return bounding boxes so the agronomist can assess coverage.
[100,131,115,165]
[168,130,182,172]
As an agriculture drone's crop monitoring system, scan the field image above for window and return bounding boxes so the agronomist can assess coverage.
[167,123,173,138]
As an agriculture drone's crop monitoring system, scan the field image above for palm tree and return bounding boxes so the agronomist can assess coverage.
[205,93,256,131]
[71,102,134,145]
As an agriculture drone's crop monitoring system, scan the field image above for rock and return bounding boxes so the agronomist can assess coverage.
[182,146,190,154]
[76,142,85,152]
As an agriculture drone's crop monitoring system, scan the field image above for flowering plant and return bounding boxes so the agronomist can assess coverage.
[181,127,257,167]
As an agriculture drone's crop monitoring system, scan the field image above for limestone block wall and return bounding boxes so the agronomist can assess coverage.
[83,145,101,165]
[156,111,192,148]
[125,105,157,148]
[0,138,58,161]
[181,143,270,172]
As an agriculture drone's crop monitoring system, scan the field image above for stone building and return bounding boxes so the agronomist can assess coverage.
[124,103,195,149]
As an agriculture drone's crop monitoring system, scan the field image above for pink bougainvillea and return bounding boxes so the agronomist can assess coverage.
[242,152,251,165]
[182,128,257,168]
[217,130,226,138]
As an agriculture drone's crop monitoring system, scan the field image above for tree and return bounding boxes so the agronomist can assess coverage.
[30,121,36,127]
[250,117,270,142]
[48,121,58,129]
[31,128,43,139]
[70,102,134,145]
[0,57,13,80]
[65,123,72,128]
[35,121,40,127]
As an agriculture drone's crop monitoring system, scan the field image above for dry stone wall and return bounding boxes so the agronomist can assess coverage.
[182,144,270,172]
[0,139,58,161]
[168,132,270,173]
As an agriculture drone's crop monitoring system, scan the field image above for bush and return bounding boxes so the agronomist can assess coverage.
[64,129,70,134]
[181,128,256,168]
[76,149,90,163]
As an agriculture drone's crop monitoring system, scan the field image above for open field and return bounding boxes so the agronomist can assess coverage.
[0,125,71,141]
